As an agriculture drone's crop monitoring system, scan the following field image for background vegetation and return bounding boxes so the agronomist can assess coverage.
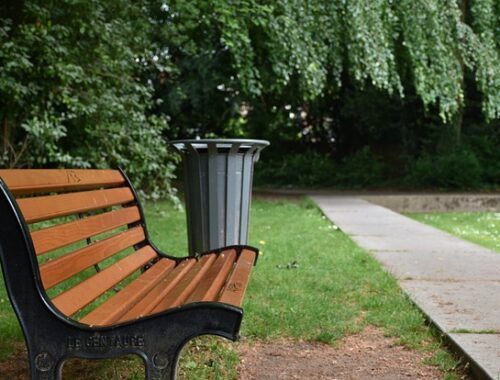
[1,0,500,191]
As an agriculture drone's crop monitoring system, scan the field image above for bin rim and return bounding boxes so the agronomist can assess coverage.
[167,138,270,151]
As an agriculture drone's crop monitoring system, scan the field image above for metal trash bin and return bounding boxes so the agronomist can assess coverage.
[169,139,269,256]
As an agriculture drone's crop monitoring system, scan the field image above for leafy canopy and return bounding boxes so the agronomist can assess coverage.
[154,0,500,129]
[0,0,176,199]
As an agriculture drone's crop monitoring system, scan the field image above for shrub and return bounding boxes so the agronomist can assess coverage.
[254,151,337,187]
[465,131,500,187]
[254,147,385,188]
[335,147,385,187]
[409,149,482,189]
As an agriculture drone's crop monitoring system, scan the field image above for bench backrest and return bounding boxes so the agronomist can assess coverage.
[0,169,158,319]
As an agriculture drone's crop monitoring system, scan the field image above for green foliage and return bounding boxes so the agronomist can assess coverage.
[152,0,500,142]
[469,0,500,120]
[344,1,401,94]
[396,1,466,120]
[336,147,385,187]
[0,0,176,199]
[408,149,482,189]
[148,0,500,193]
[254,152,337,187]
[465,124,500,185]
[2,0,500,192]
[255,147,385,188]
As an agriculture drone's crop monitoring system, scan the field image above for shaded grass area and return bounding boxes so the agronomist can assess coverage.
[408,211,500,253]
[0,199,465,378]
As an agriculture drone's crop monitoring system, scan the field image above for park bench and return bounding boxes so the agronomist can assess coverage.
[0,168,258,380]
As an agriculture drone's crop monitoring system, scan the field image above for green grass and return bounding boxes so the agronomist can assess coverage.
[0,288,23,357]
[0,198,465,378]
[408,212,500,253]
[449,328,498,334]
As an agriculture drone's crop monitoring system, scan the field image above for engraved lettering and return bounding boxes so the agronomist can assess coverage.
[67,335,145,351]
[67,337,82,351]
[136,336,145,346]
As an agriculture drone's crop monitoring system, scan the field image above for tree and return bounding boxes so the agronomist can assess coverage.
[150,0,500,141]
[0,0,176,199]
[2,0,499,193]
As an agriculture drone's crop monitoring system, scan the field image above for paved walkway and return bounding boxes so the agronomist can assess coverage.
[311,195,500,380]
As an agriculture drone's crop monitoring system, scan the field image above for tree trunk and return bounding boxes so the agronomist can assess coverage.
[452,0,467,146]
[452,108,463,146]
[2,117,10,155]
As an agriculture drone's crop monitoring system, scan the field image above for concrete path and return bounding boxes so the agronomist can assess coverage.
[311,195,500,380]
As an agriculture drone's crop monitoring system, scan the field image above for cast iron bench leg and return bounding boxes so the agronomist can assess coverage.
[144,349,179,380]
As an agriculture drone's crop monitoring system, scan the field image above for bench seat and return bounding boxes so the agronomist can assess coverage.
[76,247,255,326]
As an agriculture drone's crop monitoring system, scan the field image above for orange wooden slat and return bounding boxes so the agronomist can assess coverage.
[117,258,197,323]
[32,206,141,255]
[40,226,145,289]
[0,169,125,195]
[150,254,217,313]
[81,258,176,326]
[17,187,134,223]
[186,249,237,303]
[52,246,157,317]
[218,249,256,307]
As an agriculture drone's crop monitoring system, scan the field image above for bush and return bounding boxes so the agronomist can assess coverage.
[254,151,337,187]
[465,128,500,187]
[335,147,385,188]
[254,147,385,188]
[0,1,179,202]
[409,149,482,189]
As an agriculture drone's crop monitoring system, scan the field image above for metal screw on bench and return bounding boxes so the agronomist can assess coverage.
[169,139,269,256]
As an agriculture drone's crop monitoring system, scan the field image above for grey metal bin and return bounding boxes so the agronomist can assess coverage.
[169,139,269,256]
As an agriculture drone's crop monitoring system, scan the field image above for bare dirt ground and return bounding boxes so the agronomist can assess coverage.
[0,326,471,379]
[238,326,470,380]
[0,343,29,379]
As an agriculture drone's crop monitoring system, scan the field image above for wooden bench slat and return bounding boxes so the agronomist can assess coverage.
[40,226,145,289]
[32,206,141,256]
[186,249,237,303]
[150,254,217,313]
[80,258,176,326]
[18,187,135,224]
[218,249,256,307]
[117,258,197,322]
[52,246,157,316]
[0,169,125,195]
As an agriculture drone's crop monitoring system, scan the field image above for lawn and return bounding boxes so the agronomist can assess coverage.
[0,198,464,378]
[408,211,500,253]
